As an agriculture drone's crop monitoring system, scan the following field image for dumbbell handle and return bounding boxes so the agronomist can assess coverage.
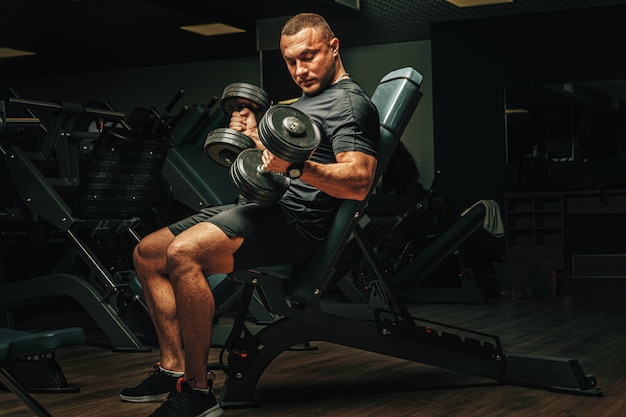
[253,149,298,177]
[228,104,250,116]
[256,163,271,176]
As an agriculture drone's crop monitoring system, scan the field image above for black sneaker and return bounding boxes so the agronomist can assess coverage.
[120,363,179,403]
[148,378,223,417]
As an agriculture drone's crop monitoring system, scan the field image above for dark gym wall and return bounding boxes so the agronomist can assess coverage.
[5,57,262,116]
[430,5,626,211]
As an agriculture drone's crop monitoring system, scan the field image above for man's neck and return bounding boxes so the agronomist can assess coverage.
[333,72,350,84]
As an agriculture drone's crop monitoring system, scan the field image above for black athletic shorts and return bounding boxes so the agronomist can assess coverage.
[168,203,323,271]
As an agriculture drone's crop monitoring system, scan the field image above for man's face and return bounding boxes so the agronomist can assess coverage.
[280,27,338,95]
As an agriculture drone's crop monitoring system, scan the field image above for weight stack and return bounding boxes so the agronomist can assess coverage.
[72,127,172,219]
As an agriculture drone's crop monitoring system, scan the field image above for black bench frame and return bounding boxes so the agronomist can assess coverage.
[216,67,601,408]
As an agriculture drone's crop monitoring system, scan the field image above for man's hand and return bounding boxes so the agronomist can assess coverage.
[229,107,263,149]
[261,149,291,174]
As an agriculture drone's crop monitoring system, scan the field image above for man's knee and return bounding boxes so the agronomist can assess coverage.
[165,224,239,276]
[133,227,173,272]
[133,236,151,269]
[164,238,193,271]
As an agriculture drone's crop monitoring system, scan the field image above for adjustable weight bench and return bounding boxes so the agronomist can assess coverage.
[216,67,601,408]
[0,326,85,417]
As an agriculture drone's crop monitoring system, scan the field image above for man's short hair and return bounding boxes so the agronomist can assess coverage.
[281,13,335,43]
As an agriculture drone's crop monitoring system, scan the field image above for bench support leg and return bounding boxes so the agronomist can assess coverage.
[219,313,601,408]
[0,367,53,417]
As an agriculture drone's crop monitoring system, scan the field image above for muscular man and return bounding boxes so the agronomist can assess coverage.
[120,12,380,417]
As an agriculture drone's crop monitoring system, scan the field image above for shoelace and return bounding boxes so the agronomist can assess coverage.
[138,363,160,382]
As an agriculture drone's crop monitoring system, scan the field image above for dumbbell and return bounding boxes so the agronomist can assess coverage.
[204,82,271,167]
[229,105,320,204]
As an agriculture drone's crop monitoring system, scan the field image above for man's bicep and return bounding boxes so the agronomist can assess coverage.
[335,151,377,171]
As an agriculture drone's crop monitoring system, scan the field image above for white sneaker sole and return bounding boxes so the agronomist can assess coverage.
[119,393,169,403]
[196,404,224,417]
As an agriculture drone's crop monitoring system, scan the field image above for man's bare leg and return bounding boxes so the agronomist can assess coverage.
[133,227,185,372]
[165,222,243,388]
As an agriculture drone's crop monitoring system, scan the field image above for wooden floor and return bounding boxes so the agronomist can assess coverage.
[1,278,625,417]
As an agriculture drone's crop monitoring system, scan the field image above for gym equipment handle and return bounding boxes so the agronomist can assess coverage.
[9,97,125,121]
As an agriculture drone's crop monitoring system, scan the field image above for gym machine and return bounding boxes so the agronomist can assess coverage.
[0,92,168,351]
[0,83,292,352]
[326,167,494,309]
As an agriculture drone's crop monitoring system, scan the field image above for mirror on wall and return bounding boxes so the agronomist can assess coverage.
[505,81,626,164]
[504,80,626,191]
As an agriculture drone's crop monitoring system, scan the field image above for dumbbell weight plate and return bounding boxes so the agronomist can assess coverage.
[204,128,256,167]
[258,105,320,162]
[229,148,289,205]
[221,82,271,122]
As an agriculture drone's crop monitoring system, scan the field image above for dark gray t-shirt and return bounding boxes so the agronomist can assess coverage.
[278,79,379,239]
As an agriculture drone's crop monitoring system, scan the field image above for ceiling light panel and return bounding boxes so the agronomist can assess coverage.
[0,47,36,59]
[180,23,245,37]
[446,0,513,7]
